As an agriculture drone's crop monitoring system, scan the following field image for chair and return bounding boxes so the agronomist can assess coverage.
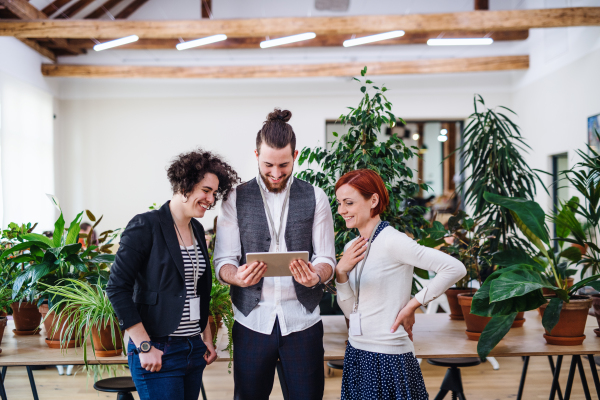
[326,359,344,376]
[427,357,481,400]
[93,377,137,400]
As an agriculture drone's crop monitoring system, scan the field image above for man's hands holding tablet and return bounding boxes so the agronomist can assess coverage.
[290,259,321,287]
[233,261,267,287]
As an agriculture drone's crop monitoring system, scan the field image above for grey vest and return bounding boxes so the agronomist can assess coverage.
[232,177,323,317]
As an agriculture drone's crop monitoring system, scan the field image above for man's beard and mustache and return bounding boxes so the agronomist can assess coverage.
[259,168,293,194]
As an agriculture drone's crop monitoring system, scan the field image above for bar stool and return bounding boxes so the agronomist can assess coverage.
[427,357,481,400]
[93,377,137,400]
[326,360,344,377]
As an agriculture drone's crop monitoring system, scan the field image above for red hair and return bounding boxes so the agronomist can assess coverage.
[335,169,390,217]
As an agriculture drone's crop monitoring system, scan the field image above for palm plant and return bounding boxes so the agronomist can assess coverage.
[43,279,122,365]
[456,95,546,255]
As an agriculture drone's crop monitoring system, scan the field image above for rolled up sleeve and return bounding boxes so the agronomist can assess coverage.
[311,187,336,282]
[213,189,241,284]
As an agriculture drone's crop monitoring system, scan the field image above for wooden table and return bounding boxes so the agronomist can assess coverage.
[2,312,600,399]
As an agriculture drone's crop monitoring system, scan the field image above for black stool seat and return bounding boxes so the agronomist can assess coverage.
[94,377,137,400]
[327,360,344,370]
[427,358,481,368]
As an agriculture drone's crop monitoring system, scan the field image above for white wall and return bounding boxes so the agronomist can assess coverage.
[55,73,513,231]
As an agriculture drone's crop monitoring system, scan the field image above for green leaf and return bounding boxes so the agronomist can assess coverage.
[332,132,338,137]
[568,274,600,294]
[65,211,84,245]
[492,249,541,270]
[0,240,50,260]
[542,297,563,333]
[53,212,65,247]
[85,210,96,222]
[558,246,583,263]
[88,254,116,264]
[360,86,366,93]
[489,270,556,302]
[418,237,445,248]
[20,233,53,248]
[414,267,429,280]
[477,313,517,359]
[426,221,447,240]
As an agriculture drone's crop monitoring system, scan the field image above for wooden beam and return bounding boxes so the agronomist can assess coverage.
[1,7,598,38]
[55,0,94,19]
[474,0,489,11]
[41,55,529,79]
[0,0,46,19]
[115,0,148,19]
[62,30,528,50]
[201,0,211,19]
[19,38,56,61]
[84,0,124,19]
[41,0,70,17]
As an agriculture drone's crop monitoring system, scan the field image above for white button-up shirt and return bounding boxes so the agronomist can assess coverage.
[214,175,336,336]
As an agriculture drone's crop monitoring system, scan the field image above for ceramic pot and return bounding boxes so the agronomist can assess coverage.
[446,288,476,320]
[457,293,491,341]
[512,312,526,328]
[11,301,41,334]
[92,322,123,357]
[39,304,80,349]
[539,295,592,345]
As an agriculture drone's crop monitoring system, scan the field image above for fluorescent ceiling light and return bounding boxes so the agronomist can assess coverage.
[438,135,448,142]
[427,38,493,46]
[94,35,139,51]
[440,129,448,135]
[343,31,405,47]
[260,32,316,48]
[176,34,228,50]
[412,133,420,141]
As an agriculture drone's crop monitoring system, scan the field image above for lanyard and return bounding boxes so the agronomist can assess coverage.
[353,220,382,313]
[258,181,291,252]
[173,220,201,297]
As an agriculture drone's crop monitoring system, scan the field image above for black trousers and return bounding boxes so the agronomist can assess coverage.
[233,318,325,400]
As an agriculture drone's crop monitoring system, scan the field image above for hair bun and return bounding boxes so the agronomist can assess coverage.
[267,109,292,123]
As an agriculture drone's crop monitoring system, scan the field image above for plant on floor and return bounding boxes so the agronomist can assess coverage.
[295,67,430,293]
[42,278,123,365]
[456,95,546,257]
[472,193,600,358]
[210,273,234,371]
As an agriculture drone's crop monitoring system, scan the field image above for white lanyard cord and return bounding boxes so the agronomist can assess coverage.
[173,221,200,297]
[258,182,291,252]
[353,221,382,313]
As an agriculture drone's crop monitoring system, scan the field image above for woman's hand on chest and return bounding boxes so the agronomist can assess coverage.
[336,237,368,280]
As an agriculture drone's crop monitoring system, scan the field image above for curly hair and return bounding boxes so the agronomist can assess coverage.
[167,149,240,203]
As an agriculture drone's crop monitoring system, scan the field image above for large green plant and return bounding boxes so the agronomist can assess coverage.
[457,95,546,255]
[296,67,429,259]
[472,193,600,358]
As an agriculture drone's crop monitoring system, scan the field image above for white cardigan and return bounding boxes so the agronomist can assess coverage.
[336,226,466,355]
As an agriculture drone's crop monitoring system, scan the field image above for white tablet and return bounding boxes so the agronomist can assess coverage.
[245,251,310,277]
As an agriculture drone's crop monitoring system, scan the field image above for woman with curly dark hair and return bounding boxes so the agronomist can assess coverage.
[107,149,240,400]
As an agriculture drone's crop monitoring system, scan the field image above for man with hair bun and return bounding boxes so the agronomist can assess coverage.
[214,108,336,400]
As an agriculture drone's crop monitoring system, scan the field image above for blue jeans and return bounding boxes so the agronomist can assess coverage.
[128,335,207,400]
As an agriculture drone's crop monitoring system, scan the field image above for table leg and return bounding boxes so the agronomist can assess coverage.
[548,356,564,400]
[516,356,530,400]
[575,355,592,400]
[587,355,600,399]
[25,367,39,400]
[0,372,7,400]
[1,367,5,382]
[549,355,563,400]
[276,361,289,400]
[563,356,578,400]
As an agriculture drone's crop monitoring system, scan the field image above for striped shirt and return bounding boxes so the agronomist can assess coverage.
[170,243,206,337]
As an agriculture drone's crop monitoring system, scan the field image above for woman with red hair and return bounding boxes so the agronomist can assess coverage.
[334,169,466,400]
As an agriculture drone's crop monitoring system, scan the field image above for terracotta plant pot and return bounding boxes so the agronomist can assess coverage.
[0,309,6,318]
[11,301,41,334]
[39,304,80,349]
[457,293,491,341]
[208,315,222,343]
[512,312,526,328]
[92,322,123,357]
[0,316,7,352]
[591,294,600,329]
[539,295,592,345]
[446,288,476,320]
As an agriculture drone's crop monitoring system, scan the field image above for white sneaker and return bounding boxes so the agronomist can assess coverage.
[66,365,74,376]
[56,365,64,375]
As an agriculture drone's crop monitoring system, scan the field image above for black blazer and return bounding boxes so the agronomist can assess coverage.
[106,201,212,337]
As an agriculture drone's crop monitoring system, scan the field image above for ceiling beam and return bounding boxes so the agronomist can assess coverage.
[19,38,56,61]
[61,30,528,50]
[1,7,597,38]
[41,0,70,17]
[84,0,124,19]
[41,55,529,79]
[114,0,148,19]
[201,0,211,19]
[0,0,46,19]
[474,0,489,11]
[55,0,94,19]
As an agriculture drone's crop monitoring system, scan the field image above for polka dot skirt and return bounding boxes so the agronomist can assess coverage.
[341,343,429,400]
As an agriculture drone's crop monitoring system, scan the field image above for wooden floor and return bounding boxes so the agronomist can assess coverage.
[2,355,598,399]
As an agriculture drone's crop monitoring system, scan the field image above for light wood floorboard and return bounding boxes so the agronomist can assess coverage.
[1,355,598,399]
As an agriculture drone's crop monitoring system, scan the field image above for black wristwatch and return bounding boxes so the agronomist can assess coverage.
[134,341,153,355]
[309,274,322,289]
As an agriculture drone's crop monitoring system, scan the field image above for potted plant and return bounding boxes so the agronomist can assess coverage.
[296,67,430,291]
[43,279,123,361]
[472,193,600,358]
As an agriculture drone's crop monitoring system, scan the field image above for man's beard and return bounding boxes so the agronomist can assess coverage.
[259,168,293,194]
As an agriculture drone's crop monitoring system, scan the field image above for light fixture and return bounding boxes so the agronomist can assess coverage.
[412,133,420,141]
[438,135,448,142]
[93,35,139,51]
[176,34,227,50]
[260,32,316,48]
[343,30,405,47]
[440,129,448,135]
[427,38,493,46]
